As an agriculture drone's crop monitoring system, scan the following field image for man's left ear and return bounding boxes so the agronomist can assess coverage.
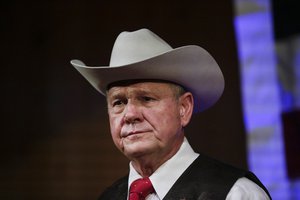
[179,92,194,127]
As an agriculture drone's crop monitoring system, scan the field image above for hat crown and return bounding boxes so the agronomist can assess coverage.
[109,29,172,66]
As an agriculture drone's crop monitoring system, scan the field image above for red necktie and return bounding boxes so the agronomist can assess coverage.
[129,177,155,200]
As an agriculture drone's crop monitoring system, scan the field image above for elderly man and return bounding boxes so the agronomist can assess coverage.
[71,29,271,200]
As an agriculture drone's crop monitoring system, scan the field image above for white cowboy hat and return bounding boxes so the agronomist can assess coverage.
[70,28,224,112]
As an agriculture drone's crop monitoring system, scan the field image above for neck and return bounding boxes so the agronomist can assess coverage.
[131,137,184,177]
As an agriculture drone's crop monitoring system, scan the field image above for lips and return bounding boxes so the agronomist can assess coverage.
[121,124,151,138]
[127,131,144,137]
[121,130,149,138]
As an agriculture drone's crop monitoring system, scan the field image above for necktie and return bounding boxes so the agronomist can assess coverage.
[129,177,155,200]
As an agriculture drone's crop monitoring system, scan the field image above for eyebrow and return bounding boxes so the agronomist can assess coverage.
[107,91,126,102]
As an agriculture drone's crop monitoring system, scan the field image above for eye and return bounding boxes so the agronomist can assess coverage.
[112,99,127,107]
[141,96,155,102]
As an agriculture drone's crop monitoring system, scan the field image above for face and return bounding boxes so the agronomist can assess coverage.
[106,82,193,162]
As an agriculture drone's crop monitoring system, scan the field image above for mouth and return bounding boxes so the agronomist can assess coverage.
[122,130,149,138]
[121,124,152,138]
[123,131,145,137]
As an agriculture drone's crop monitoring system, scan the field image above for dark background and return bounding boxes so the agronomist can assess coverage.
[0,1,246,199]
[272,0,300,180]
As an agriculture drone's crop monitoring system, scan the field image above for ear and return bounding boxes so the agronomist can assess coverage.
[179,92,194,127]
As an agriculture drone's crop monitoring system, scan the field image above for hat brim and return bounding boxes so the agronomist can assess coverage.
[70,45,224,112]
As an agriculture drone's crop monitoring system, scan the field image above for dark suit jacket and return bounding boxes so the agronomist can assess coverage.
[98,154,271,200]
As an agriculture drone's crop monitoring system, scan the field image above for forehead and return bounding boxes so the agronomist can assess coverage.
[106,81,175,96]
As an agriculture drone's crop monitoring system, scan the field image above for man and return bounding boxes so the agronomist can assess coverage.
[71,29,271,199]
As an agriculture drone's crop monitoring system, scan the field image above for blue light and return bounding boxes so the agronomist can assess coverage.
[233,0,300,199]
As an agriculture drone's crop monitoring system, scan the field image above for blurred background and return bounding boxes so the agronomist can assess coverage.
[0,0,299,199]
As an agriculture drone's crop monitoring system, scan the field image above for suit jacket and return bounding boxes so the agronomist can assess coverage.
[98,154,271,200]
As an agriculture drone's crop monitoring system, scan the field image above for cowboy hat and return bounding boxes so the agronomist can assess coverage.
[70,28,224,112]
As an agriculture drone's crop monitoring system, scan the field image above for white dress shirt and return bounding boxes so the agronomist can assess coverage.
[128,137,270,200]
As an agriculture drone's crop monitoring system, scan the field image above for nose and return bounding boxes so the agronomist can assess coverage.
[123,101,143,124]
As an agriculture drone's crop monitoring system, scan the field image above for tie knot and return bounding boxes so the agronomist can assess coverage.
[129,177,155,200]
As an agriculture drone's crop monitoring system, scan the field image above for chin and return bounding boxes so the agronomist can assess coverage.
[124,143,155,159]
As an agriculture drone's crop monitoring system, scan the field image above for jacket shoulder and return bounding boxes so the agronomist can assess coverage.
[163,155,250,199]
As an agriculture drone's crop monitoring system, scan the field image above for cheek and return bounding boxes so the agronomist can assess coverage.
[161,103,180,122]
[148,107,181,137]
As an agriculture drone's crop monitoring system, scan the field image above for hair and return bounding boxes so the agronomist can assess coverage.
[168,83,186,99]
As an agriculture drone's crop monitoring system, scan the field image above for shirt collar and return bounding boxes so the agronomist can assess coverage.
[128,137,199,199]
